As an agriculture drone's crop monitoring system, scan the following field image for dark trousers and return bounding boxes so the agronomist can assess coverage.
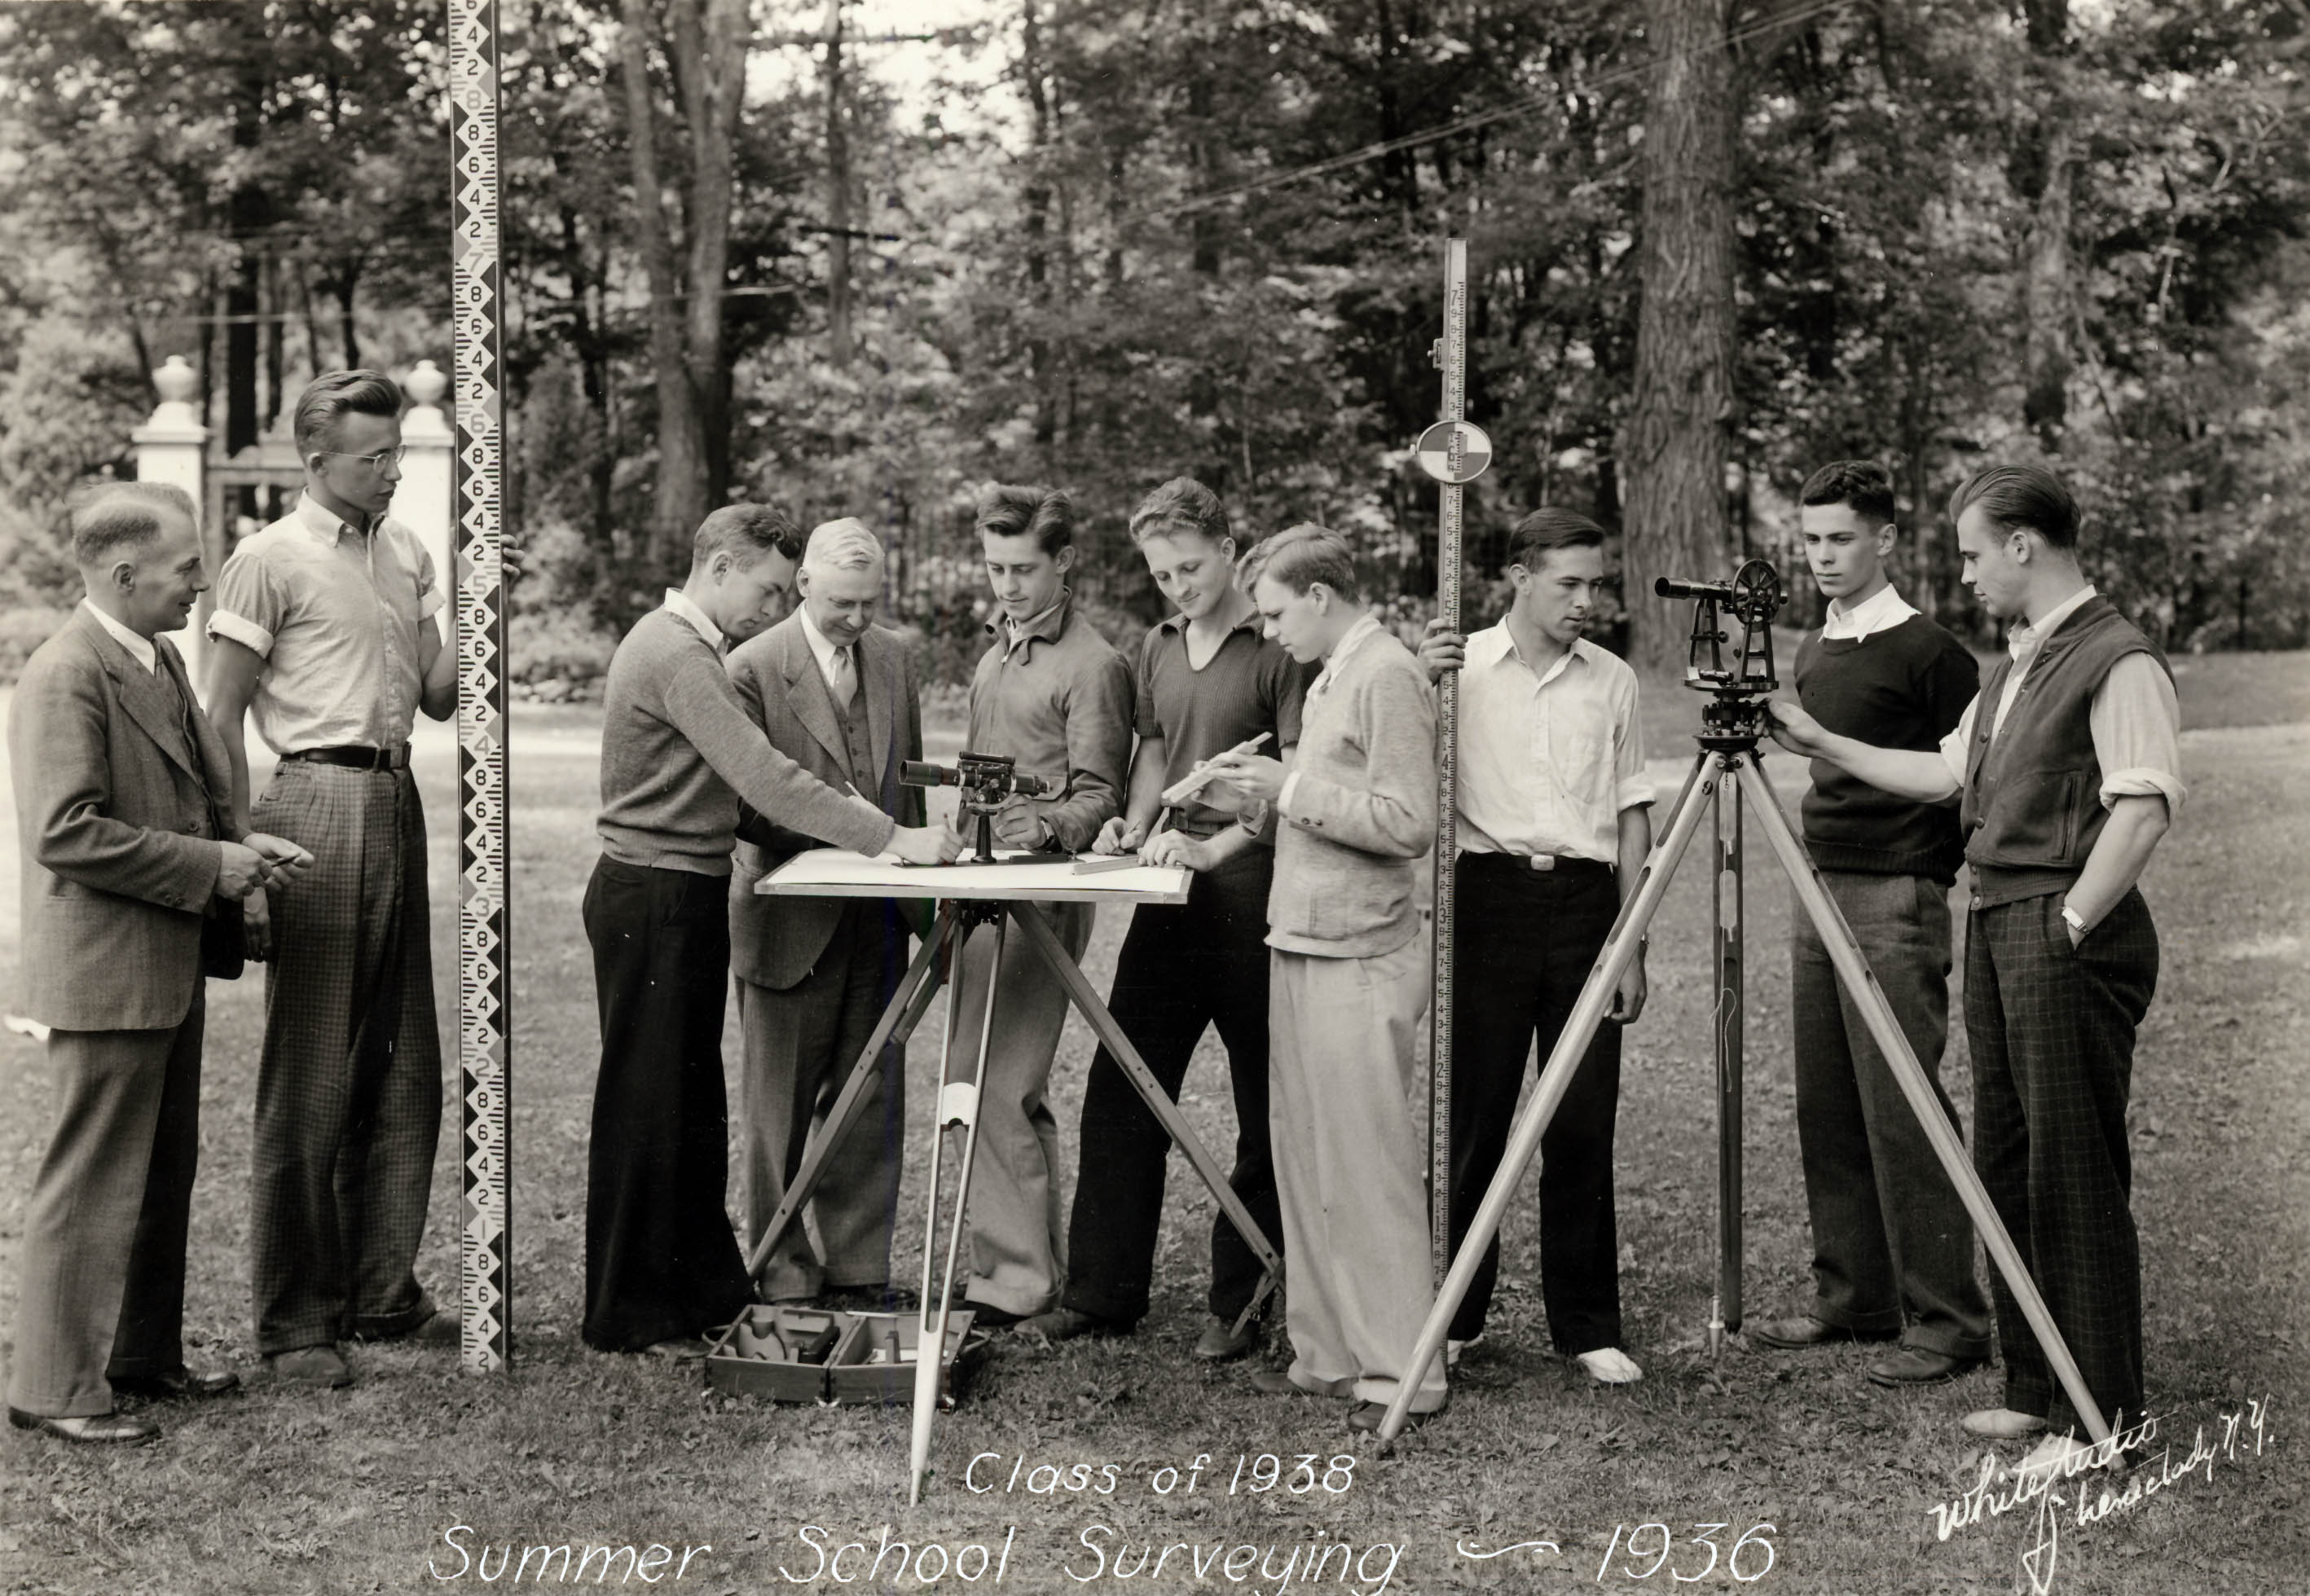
[1966,887,2157,1434]
[581,856,754,1352]
[1446,854,1622,1352]
[250,762,441,1354]
[1792,871,1991,1358]
[7,997,204,1418]
[1063,846,1281,1326]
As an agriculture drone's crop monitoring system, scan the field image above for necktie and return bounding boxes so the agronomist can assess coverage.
[829,644,856,710]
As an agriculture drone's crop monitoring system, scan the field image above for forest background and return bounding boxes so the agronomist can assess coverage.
[0,0,2304,689]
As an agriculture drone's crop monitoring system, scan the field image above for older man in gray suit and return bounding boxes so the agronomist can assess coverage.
[726,517,933,1305]
[7,483,310,1444]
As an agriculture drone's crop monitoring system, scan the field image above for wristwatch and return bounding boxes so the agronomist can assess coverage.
[2061,903,2088,937]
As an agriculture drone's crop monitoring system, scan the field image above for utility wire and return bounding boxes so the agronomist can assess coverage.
[1120,0,1858,225]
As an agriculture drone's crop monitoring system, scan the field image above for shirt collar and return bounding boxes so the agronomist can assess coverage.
[985,588,1072,654]
[1310,612,1384,695]
[1470,621,1591,686]
[1821,583,1919,643]
[81,598,158,673]
[662,587,725,653]
[2009,584,2097,664]
[294,492,384,543]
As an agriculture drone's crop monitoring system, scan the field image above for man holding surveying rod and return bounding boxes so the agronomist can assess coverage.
[1769,463,2181,1480]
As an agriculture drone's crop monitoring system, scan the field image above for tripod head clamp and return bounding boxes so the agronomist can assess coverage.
[1655,560,1784,750]
[900,751,1054,860]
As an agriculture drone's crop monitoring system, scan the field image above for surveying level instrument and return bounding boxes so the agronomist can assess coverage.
[1373,561,2116,1452]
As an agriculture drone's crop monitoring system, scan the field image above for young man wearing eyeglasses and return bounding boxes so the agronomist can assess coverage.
[203,370,464,1390]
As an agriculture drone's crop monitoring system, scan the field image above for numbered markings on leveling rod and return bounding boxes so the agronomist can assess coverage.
[1415,420,1492,485]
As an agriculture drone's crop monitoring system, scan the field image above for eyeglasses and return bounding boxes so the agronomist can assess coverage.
[319,446,407,471]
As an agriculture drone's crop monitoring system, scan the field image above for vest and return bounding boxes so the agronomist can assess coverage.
[831,655,878,796]
[1960,595,2167,908]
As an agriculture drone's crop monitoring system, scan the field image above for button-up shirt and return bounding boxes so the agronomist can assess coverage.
[966,590,1133,853]
[798,604,852,692]
[207,493,445,754]
[1820,582,1919,644]
[1935,585,2185,813]
[1455,625,1652,864]
[83,600,158,673]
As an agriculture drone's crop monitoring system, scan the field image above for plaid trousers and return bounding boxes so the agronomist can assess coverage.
[249,762,442,1354]
[1965,887,2158,1434]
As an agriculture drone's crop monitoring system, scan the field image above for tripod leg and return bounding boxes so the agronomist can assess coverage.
[911,909,1008,1505]
[1732,757,2113,1445]
[1375,749,1721,1444]
[1007,902,1285,1334]
[742,904,958,1279]
[1711,771,1745,1355]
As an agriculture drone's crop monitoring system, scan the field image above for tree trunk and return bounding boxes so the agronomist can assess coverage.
[1021,0,1055,455]
[1623,0,1737,674]
[618,0,748,574]
[225,7,268,457]
[2017,0,2073,452]
[823,0,853,367]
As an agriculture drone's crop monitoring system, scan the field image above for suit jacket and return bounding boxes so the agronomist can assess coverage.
[9,607,240,1031]
[726,614,926,991]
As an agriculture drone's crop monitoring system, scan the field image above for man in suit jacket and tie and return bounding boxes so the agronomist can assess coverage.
[7,483,310,1443]
[726,518,932,1305]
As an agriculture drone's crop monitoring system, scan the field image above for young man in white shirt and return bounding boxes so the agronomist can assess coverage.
[1415,508,1652,1386]
[1748,461,1991,1388]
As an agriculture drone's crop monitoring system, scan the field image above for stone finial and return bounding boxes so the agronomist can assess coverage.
[404,358,450,408]
[153,354,199,405]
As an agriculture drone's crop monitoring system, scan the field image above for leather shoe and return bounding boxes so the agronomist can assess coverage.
[1748,1315,1894,1351]
[1020,1308,1125,1343]
[1962,1407,2050,1440]
[9,1407,160,1444]
[1348,1396,1445,1434]
[1575,1347,1644,1385]
[639,1337,711,1361]
[1193,1314,1261,1362]
[111,1367,241,1400]
[408,1310,462,1348]
[1867,1348,1987,1387]
[266,1345,353,1388]
[960,1300,1025,1330]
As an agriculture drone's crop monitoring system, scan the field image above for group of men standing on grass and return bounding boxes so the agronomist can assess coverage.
[4,359,2180,1482]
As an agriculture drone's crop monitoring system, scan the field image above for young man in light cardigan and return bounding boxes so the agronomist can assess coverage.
[1206,524,1446,1433]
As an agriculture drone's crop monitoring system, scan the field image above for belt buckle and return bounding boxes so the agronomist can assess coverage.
[1528,853,1558,872]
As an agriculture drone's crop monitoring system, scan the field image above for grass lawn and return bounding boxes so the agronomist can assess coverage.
[1,652,2304,1595]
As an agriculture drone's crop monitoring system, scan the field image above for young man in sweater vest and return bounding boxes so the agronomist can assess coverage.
[1771,464,2181,1480]
[1206,525,1445,1433]
[940,485,1134,1326]
[584,506,951,1356]
[1749,462,1993,1389]
[1414,508,1654,1387]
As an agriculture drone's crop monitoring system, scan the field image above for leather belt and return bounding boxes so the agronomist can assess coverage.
[286,743,411,772]
[1463,850,1610,875]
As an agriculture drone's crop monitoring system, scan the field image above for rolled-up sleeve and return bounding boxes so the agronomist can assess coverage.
[415,539,447,621]
[1614,673,1653,811]
[2091,653,2185,815]
[207,547,284,657]
[1042,651,1135,853]
[1938,693,1982,791]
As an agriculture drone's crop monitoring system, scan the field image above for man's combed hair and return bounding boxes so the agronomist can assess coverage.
[1505,506,1606,574]
[693,503,803,569]
[68,480,196,567]
[805,517,885,574]
[293,370,404,459]
[1947,464,2079,551]
[1128,478,1229,547]
[1800,460,1899,529]
[1236,522,1360,601]
[975,484,1074,555]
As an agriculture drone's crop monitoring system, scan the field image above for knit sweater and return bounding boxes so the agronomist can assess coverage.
[1267,618,1437,957]
[596,607,894,873]
[1793,613,1978,882]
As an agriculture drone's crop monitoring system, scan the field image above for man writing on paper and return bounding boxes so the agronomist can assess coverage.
[940,484,1133,1326]
[9,483,310,1444]
[585,506,952,1357]
[726,517,946,1311]
[1770,464,2181,1480]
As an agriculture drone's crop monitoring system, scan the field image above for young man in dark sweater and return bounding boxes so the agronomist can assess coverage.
[1749,461,1993,1389]
[1771,464,2181,1480]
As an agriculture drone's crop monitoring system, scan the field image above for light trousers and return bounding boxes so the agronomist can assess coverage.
[1269,936,1447,1413]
